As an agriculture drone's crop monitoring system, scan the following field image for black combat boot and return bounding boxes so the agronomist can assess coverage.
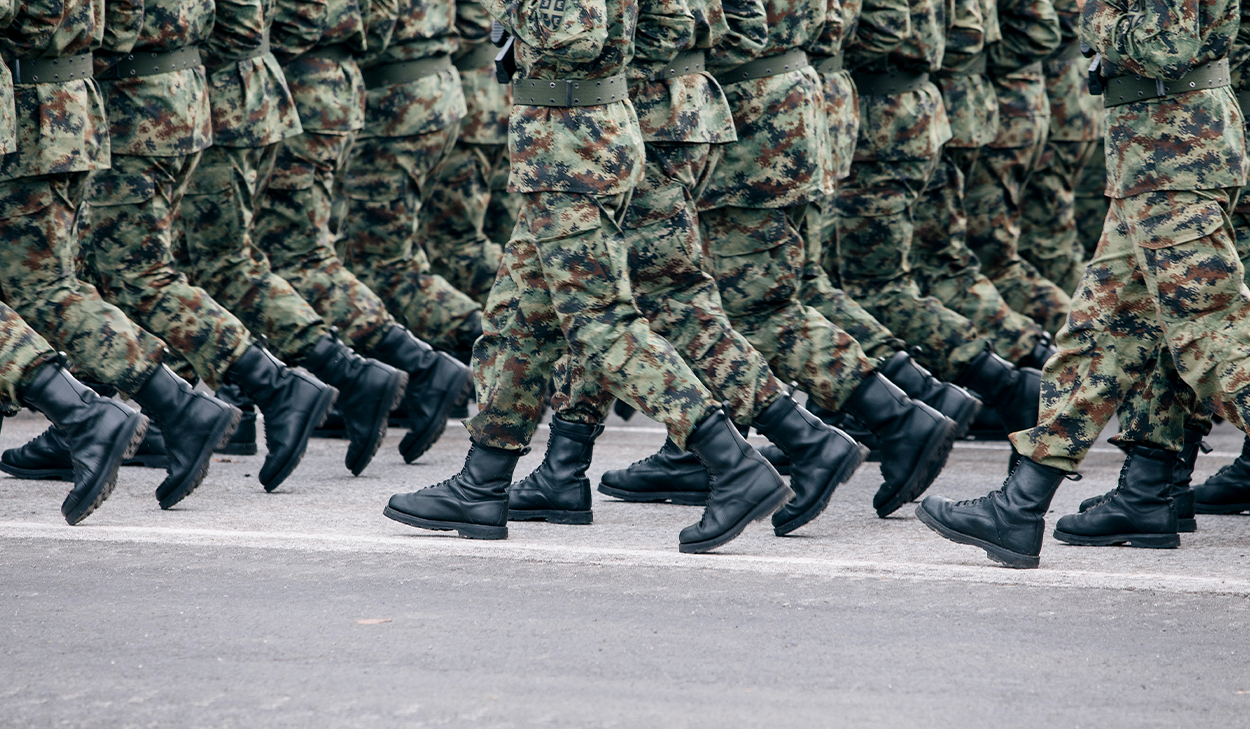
[916,453,1070,569]
[508,417,603,524]
[368,325,472,464]
[753,395,868,536]
[955,349,1042,433]
[225,344,337,492]
[1,425,74,481]
[879,351,982,439]
[132,365,241,509]
[613,399,637,421]
[302,333,407,476]
[213,385,258,455]
[678,409,793,554]
[123,424,169,468]
[1082,428,1207,532]
[384,441,523,539]
[598,439,711,504]
[1194,434,1250,515]
[15,360,150,524]
[1017,332,1057,371]
[842,373,958,517]
[1053,444,1179,548]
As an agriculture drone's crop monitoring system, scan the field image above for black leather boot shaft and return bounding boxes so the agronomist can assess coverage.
[213,384,258,455]
[843,373,957,517]
[227,344,336,492]
[1082,430,1204,531]
[508,416,603,524]
[753,395,867,536]
[879,351,982,440]
[598,438,710,505]
[385,442,523,539]
[303,333,407,476]
[135,365,241,508]
[679,409,792,553]
[1194,434,1250,514]
[955,350,1041,434]
[18,361,149,524]
[1054,444,1179,548]
[369,325,472,464]
[916,454,1069,568]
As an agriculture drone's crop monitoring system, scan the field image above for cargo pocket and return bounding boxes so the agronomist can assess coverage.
[1134,199,1244,323]
[704,209,802,318]
[184,164,234,197]
[521,193,623,314]
[0,179,54,220]
[85,172,156,207]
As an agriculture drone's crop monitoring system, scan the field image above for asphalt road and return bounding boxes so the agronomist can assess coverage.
[2,402,1248,728]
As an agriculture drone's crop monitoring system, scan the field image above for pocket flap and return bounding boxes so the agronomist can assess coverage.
[86,172,156,206]
[1132,201,1227,250]
[521,193,603,242]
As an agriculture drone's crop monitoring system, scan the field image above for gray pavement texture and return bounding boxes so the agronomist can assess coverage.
[2,400,1249,728]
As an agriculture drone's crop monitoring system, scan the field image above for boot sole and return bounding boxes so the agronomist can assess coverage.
[346,371,408,477]
[597,484,709,506]
[400,368,473,464]
[0,462,74,481]
[774,444,870,536]
[1195,503,1250,515]
[215,443,258,456]
[122,453,169,469]
[159,406,243,510]
[1052,529,1180,549]
[66,414,149,526]
[678,484,794,554]
[383,505,507,539]
[262,388,338,493]
[508,509,593,525]
[915,504,1040,569]
[876,418,958,518]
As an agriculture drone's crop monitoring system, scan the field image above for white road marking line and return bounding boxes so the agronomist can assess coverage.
[1,521,1245,597]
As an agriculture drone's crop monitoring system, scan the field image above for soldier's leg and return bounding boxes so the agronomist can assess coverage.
[966,135,1072,333]
[340,126,483,358]
[417,140,505,305]
[0,302,58,414]
[484,153,521,246]
[0,174,165,395]
[1019,139,1097,293]
[179,144,327,362]
[911,148,1048,366]
[835,156,989,381]
[1073,140,1110,260]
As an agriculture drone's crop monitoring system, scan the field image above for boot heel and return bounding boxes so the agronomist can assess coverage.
[383,505,508,539]
[509,509,593,524]
[1126,533,1180,549]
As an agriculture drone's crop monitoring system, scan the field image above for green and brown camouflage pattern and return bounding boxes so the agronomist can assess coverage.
[1018,138,1097,293]
[1072,137,1108,258]
[271,0,368,134]
[0,303,58,415]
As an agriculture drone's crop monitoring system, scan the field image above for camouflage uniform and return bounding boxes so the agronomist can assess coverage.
[0,0,168,397]
[963,0,1070,334]
[415,0,513,305]
[1016,0,1103,294]
[175,0,331,363]
[550,0,792,428]
[908,0,1049,366]
[338,0,484,357]
[254,0,404,353]
[1072,134,1109,258]
[1011,0,1250,471]
[467,0,721,451]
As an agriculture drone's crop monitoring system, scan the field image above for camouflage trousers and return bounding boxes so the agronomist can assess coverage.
[77,153,254,390]
[467,191,716,451]
[0,173,166,396]
[416,140,513,305]
[1073,140,1110,260]
[835,154,989,382]
[255,130,398,352]
[551,143,784,428]
[1019,139,1098,294]
[800,197,905,362]
[700,203,876,412]
[1011,188,1250,471]
[177,143,328,363]
[965,119,1072,334]
[911,147,1045,365]
[340,123,482,357]
[0,302,57,415]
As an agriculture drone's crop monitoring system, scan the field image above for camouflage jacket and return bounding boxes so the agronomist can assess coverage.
[859,0,944,74]
[983,0,1057,150]
[1081,0,1245,197]
[488,0,644,194]
[0,0,110,181]
[358,0,463,138]
[1042,0,1099,141]
[704,0,765,72]
[202,0,303,148]
[0,0,15,154]
[628,0,735,144]
[98,0,214,156]
[698,0,833,209]
[809,0,858,180]
[937,0,999,147]
[454,0,508,145]
[271,0,368,133]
